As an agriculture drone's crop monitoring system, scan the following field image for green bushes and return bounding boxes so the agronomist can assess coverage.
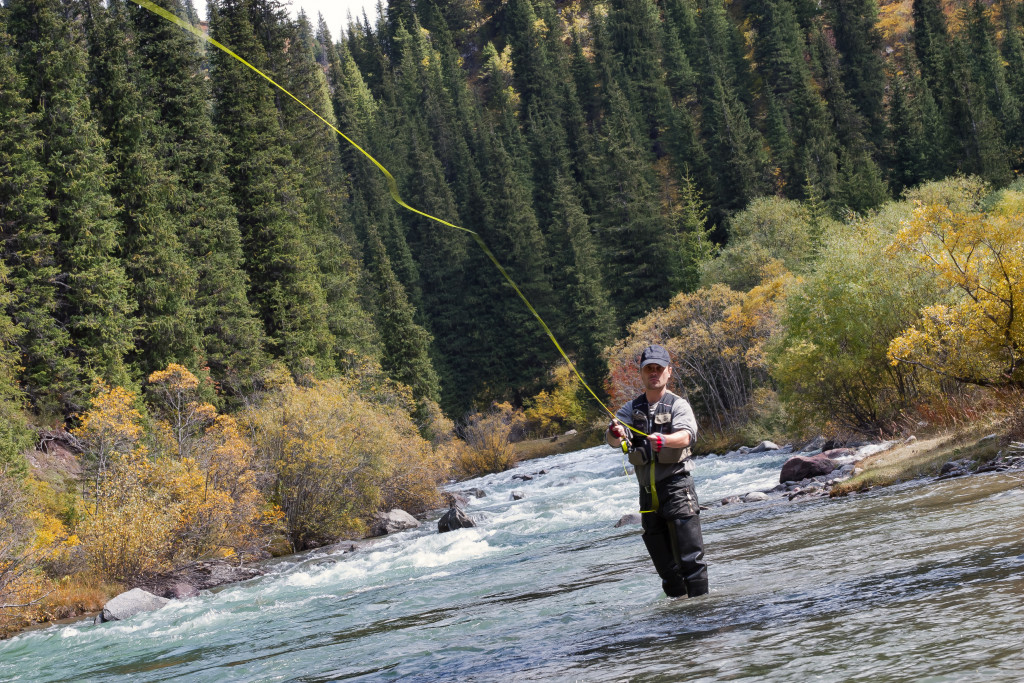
[700,196,835,291]
[768,204,943,432]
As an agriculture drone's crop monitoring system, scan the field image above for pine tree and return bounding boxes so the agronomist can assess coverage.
[0,20,74,415]
[948,35,1012,184]
[6,0,135,412]
[278,13,376,359]
[209,0,336,376]
[1001,0,1024,112]
[364,225,441,403]
[824,0,886,145]
[85,0,201,375]
[128,0,267,390]
[912,0,955,112]
[964,0,1022,169]
[811,22,888,212]
[549,175,616,394]
[750,0,844,202]
[671,171,717,294]
[594,81,675,323]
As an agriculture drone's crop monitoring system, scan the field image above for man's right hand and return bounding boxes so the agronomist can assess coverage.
[607,420,627,440]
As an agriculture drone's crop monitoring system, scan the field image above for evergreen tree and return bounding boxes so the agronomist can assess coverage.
[594,82,675,323]
[912,0,954,112]
[824,0,886,145]
[128,0,267,390]
[6,0,135,412]
[209,0,336,376]
[0,20,73,415]
[948,36,1012,184]
[884,53,947,189]
[279,13,376,359]
[85,0,201,375]
[364,226,441,404]
[671,171,718,294]
[1001,0,1024,112]
[549,175,616,394]
[964,0,1022,169]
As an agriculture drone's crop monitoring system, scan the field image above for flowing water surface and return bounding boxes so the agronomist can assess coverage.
[2,444,1024,682]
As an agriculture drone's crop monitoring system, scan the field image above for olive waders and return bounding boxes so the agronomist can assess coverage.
[627,395,709,598]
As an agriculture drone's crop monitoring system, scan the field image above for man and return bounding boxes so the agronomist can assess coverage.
[606,344,709,598]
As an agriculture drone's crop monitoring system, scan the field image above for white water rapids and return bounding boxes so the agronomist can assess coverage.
[2,444,1024,681]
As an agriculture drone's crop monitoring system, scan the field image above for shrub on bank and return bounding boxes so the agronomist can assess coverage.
[454,403,525,478]
[769,203,943,433]
[604,269,791,434]
[243,376,453,550]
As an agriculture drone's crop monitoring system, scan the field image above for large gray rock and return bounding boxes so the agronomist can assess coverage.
[780,453,840,483]
[438,506,476,533]
[749,441,781,453]
[97,588,169,623]
[742,491,768,502]
[614,513,642,527]
[369,509,420,537]
[800,435,828,452]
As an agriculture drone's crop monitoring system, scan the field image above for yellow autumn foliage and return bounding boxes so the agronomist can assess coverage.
[243,378,452,550]
[147,364,217,459]
[524,363,589,436]
[887,202,1024,387]
[73,369,280,581]
[455,402,525,478]
[605,268,791,431]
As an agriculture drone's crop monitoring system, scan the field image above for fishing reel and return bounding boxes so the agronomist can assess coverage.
[626,409,654,466]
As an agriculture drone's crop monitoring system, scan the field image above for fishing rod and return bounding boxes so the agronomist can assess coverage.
[131,0,652,456]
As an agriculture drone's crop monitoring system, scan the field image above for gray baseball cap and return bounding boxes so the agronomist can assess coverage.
[639,344,671,367]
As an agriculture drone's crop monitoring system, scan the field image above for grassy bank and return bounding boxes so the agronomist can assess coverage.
[514,427,603,462]
[831,421,1007,496]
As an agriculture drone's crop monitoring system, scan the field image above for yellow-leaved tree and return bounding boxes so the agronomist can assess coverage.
[887,200,1024,387]
[244,376,451,551]
[75,370,279,581]
[524,363,588,436]
[604,267,792,432]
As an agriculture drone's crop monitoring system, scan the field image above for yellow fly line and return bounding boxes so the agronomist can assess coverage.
[131,0,649,444]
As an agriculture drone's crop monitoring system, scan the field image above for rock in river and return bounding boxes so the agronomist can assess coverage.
[96,588,168,624]
[614,513,642,527]
[780,453,840,483]
[369,509,420,537]
[438,506,476,533]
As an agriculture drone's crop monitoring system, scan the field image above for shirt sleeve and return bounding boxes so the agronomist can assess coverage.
[614,402,632,424]
[672,398,698,442]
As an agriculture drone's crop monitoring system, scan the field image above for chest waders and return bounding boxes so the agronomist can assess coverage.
[625,393,709,599]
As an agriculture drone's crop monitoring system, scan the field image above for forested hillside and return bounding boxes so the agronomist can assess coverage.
[3,0,1024,427]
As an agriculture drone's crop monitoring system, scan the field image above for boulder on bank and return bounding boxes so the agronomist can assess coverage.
[750,441,780,453]
[139,559,264,598]
[96,588,168,624]
[800,435,828,452]
[438,505,476,533]
[614,513,642,527]
[369,509,420,537]
[780,453,840,483]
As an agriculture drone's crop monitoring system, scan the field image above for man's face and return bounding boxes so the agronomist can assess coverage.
[641,363,672,391]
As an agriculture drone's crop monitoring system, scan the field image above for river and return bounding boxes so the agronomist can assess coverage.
[2,444,1024,682]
